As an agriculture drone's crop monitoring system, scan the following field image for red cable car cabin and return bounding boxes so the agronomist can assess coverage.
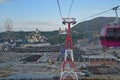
[100,25,120,47]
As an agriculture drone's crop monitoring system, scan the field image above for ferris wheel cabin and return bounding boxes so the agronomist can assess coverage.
[100,25,120,47]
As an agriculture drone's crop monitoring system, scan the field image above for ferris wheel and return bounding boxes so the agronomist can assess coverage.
[4,18,13,32]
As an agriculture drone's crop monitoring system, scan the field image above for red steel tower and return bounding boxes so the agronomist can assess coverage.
[60,18,78,80]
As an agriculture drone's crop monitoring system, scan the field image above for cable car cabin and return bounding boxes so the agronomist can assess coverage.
[100,25,120,47]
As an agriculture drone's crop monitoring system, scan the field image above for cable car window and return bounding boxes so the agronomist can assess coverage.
[107,28,120,40]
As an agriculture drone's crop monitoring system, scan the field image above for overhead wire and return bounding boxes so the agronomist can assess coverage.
[57,0,119,24]
[57,0,75,19]
[68,0,75,18]
[77,6,120,22]
[77,9,112,22]
[57,0,63,19]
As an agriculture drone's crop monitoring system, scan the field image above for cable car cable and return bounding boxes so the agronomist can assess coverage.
[112,5,119,10]
[57,0,76,20]
[77,9,111,22]
[68,0,75,18]
[57,0,63,19]
[77,6,120,22]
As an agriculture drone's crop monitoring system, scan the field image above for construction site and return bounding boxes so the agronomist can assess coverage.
[0,16,120,80]
[0,40,120,80]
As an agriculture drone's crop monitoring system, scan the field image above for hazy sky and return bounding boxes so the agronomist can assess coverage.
[0,0,120,32]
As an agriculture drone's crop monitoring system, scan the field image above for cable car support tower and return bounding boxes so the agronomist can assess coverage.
[60,18,78,80]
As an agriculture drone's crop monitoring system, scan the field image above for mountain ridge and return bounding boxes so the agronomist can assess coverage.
[0,17,120,45]
[72,17,120,32]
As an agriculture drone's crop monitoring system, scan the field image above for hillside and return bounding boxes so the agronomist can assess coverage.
[72,17,120,32]
[0,17,120,45]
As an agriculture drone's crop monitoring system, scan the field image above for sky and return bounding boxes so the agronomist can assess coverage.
[0,0,120,32]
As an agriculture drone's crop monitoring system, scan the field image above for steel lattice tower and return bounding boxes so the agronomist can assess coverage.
[60,18,78,80]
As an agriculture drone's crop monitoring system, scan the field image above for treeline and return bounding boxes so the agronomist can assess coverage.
[0,30,87,45]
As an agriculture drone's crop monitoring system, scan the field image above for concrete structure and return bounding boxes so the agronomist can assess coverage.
[80,53,117,66]
[59,27,67,35]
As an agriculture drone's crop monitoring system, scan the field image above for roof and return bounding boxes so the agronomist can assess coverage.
[81,53,117,59]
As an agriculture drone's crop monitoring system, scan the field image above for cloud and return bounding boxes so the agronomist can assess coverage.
[0,0,8,2]
[0,0,13,2]
[14,20,64,31]
[17,20,60,26]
